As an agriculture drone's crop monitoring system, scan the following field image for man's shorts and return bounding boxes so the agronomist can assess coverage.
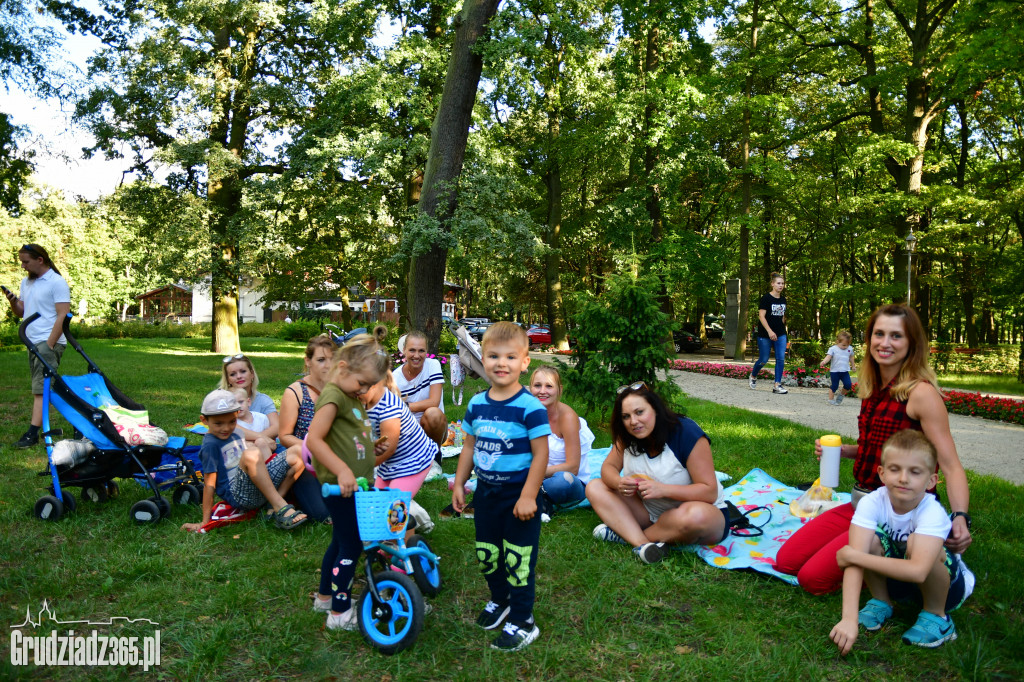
[875,526,970,613]
[29,342,66,394]
[230,452,290,510]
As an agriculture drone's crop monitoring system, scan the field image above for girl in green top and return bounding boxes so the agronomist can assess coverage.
[307,325,391,631]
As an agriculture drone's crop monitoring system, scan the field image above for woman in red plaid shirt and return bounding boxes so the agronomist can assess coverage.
[776,304,972,595]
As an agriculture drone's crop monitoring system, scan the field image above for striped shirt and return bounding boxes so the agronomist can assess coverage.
[463,387,550,485]
[367,389,437,480]
[392,357,445,421]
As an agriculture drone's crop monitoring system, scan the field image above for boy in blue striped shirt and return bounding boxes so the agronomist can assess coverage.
[453,322,550,652]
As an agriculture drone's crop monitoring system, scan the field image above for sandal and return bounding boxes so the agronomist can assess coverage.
[272,504,308,530]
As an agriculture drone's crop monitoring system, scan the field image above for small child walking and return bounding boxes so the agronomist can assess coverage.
[306,326,390,631]
[820,331,857,405]
[452,322,550,652]
[829,430,974,654]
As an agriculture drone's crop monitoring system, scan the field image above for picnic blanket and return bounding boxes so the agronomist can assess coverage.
[685,467,850,585]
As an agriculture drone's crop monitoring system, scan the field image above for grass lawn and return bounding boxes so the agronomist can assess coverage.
[936,373,1024,398]
[1,337,1021,681]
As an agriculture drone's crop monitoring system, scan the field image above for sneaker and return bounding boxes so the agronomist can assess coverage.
[540,513,551,523]
[772,385,788,394]
[633,542,666,564]
[326,608,359,631]
[827,399,837,406]
[476,600,510,630]
[901,611,957,648]
[834,393,844,405]
[491,618,540,652]
[439,503,461,520]
[593,523,627,544]
[858,598,893,631]
[749,375,757,390]
[409,499,434,534]
[312,596,332,612]
[15,431,39,449]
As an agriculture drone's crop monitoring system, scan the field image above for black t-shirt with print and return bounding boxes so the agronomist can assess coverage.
[757,293,787,338]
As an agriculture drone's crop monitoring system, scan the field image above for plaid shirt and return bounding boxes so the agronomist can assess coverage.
[855,379,922,489]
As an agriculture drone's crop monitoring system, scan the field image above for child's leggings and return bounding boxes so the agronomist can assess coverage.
[374,462,431,496]
[320,494,362,613]
[474,481,542,623]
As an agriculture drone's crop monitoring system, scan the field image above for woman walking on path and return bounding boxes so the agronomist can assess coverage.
[775,303,973,595]
[750,273,789,394]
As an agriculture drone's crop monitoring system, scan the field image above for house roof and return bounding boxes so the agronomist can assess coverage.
[135,283,192,300]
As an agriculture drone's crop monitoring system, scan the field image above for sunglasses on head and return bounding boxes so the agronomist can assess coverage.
[223,353,246,364]
[20,244,41,257]
[616,381,648,394]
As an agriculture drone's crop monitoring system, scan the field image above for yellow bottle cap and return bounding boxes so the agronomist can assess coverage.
[820,434,842,447]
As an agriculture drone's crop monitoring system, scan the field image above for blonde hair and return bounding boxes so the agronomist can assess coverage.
[383,370,399,394]
[332,324,390,382]
[857,304,938,401]
[482,322,529,350]
[218,355,259,398]
[881,429,937,470]
[530,366,562,402]
[837,330,852,343]
[230,387,249,406]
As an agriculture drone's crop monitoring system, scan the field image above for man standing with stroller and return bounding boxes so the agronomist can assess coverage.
[3,244,71,448]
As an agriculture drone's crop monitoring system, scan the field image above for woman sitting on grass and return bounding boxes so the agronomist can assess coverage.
[776,303,972,595]
[529,366,594,516]
[279,334,335,449]
[585,382,727,564]
[218,353,278,441]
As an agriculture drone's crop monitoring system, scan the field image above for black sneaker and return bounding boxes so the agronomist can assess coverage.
[475,600,510,630]
[15,431,39,449]
[489,614,540,647]
[491,618,540,652]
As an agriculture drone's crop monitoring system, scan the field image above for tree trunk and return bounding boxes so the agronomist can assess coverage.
[408,0,502,352]
[544,112,569,350]
[734,0,758,360]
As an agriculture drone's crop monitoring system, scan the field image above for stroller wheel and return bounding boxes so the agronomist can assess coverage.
[82,485,108,503]
[34,495,64,521]
[59,490,77,514]
[172,483,201,506]
[152,497,171,519]
[130,499,161,525]
[105,481,120,499]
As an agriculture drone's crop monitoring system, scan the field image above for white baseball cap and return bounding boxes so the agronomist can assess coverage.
[201,389,241,416]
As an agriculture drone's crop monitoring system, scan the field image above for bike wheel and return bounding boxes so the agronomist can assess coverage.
[407,534,442,597]
[357,571,424,655]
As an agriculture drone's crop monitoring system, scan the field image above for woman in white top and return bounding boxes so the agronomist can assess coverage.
[585,382,728,564]
[529,367,592,511]
[392,330,447,445]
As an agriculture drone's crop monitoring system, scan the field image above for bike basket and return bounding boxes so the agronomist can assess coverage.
[355,488,411,541]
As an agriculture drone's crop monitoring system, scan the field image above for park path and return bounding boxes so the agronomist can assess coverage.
[667,368,1024,486]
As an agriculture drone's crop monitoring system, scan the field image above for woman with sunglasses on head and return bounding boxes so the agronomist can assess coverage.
[776,304,972,595]
[586,382,727,564]
[218,353,279,441]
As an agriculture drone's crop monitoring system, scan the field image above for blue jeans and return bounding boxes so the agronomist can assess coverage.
[541,471,585,506]
[752,334,787,384]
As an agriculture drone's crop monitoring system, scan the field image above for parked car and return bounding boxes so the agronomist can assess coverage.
[673,329,705,353]
[467,322,493,342]
[458,317,490,327]
[526,326,552,345]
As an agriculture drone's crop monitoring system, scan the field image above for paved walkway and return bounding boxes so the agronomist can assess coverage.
[668,369,1024,486]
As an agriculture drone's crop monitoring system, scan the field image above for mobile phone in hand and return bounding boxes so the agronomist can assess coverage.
[1,285,13,298]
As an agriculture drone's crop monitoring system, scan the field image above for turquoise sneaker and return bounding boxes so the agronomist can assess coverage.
[858,598,893,631]
[901,611,957,648]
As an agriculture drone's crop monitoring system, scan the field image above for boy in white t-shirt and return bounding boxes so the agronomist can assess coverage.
[819,330,856,405]
[231,388,273,455]
[830,430,974,654]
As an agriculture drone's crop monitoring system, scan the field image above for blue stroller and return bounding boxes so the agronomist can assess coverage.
[20,312,203,524]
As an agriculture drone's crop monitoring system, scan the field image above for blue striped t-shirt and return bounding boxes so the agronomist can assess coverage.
[366,389,437,480]
[462,387,551,485]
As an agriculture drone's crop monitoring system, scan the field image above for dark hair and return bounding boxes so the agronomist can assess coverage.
[610,384,679,457]
[19,243,60,275]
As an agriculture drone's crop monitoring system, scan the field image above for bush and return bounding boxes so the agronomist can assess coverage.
[561,272,679,418]
[930,344,1017,374]
[277,320,323,342]
[789,339,826,368]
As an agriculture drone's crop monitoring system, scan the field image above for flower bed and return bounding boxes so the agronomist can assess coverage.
[670,360,1024,426]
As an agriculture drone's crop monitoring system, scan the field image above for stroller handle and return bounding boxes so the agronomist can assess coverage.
[19,312,102,376]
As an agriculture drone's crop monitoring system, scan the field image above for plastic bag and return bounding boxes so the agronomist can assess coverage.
[51,439,97,469]
[789,478,844,518]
